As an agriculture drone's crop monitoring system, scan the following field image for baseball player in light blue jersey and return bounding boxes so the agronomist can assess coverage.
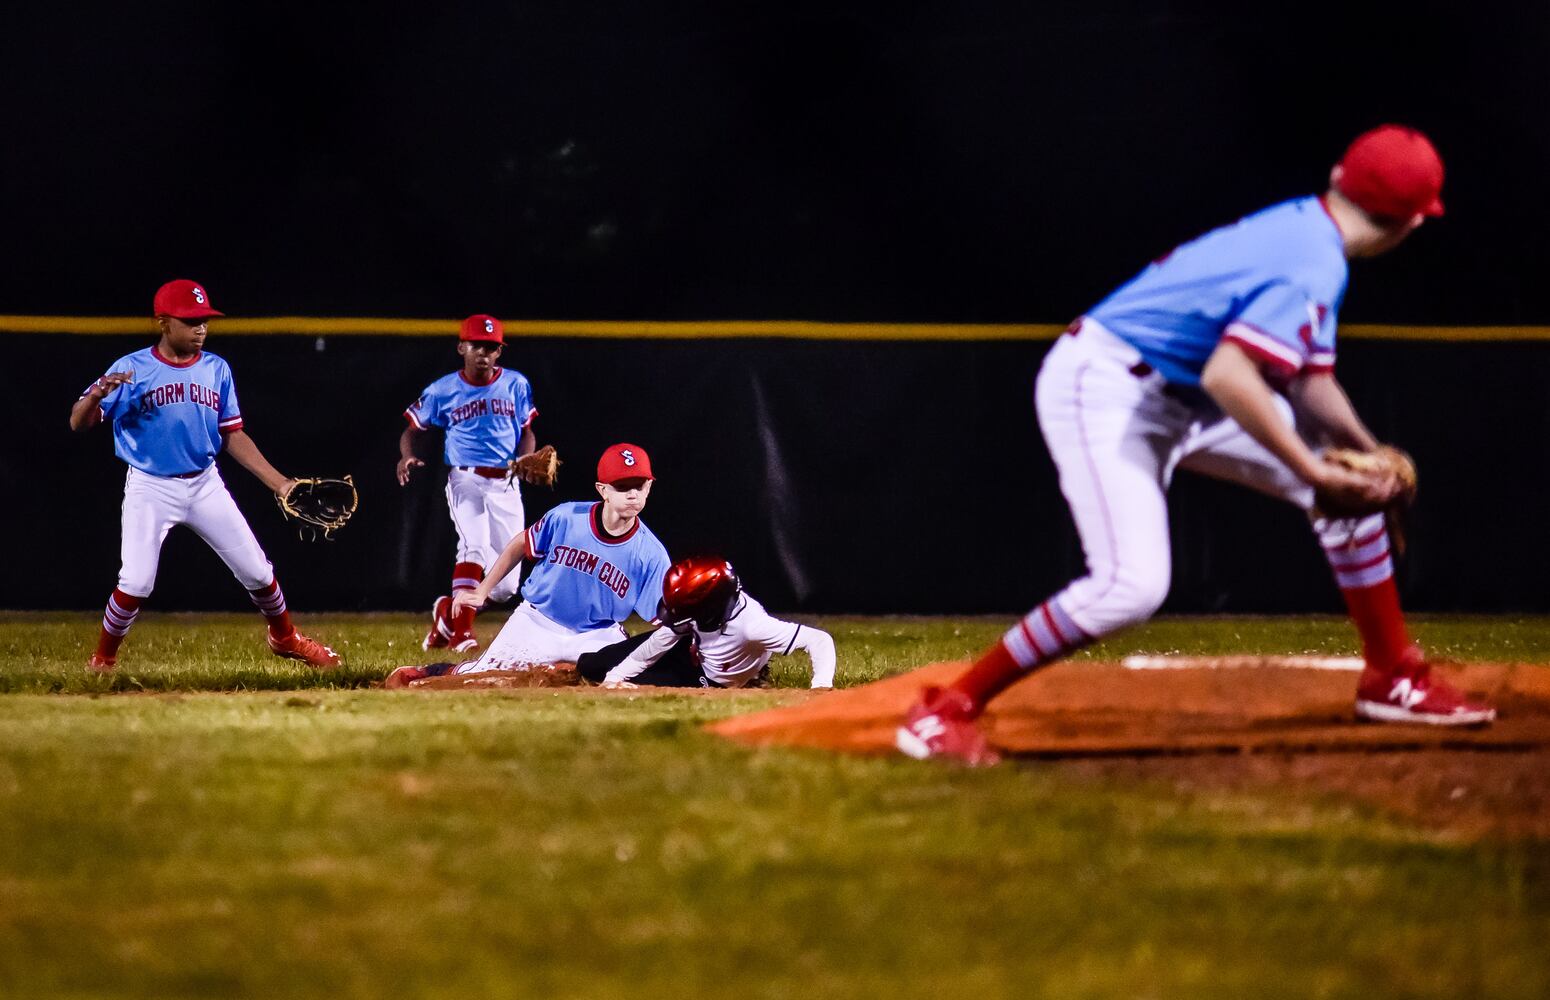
[385,443,669,686]
[1089,197,1343,388]
[899,125,1493,765]
[398,314,539,653]
[69,279,339,672]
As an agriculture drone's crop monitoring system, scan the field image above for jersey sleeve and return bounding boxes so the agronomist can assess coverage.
[740,602,806,656]
[217,361,243,435]
[523,511,554,560]
[1222,281,1324,381]
[516,374,537,429]
[633,548,671,622]
[404,382,446,431]
[602,627,683,685]
[85,357,134,420]
[1303,301,1338,374]
[737,602,837,688]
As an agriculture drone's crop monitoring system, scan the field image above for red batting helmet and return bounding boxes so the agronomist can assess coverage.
[661,556,742,632]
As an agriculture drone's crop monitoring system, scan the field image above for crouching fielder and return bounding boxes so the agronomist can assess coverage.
[577,557,836,690]
[386,443,668,686]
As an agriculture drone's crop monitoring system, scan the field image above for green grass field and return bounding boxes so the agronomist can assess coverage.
[1,612,1547,999]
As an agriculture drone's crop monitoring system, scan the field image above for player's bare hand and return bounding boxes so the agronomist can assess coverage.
[600,679,638,689]
[451,590,483,617]
[91,371,134,398]
[1312,459,1399,510]
[277,478,299,500]
[396,456,425,486]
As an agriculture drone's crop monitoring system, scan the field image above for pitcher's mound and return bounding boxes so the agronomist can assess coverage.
[708,659,1550,757]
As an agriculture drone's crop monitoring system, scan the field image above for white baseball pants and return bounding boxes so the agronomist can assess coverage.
[453,601,627,674]
[1038,319,1322,638]
[445,468,526,602]
[117,465,274,598]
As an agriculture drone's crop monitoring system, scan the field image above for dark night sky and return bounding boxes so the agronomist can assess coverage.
[4,0,1547,322]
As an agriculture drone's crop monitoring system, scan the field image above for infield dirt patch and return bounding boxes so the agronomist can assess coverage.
[710,660,1550,838]
[710,660,1549,755]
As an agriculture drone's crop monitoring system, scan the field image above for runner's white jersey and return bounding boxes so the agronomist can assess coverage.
[606,593,836,688]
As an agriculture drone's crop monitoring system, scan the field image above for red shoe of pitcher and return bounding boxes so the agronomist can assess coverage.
[895,686,1002,765]
[1355,648,1494,727]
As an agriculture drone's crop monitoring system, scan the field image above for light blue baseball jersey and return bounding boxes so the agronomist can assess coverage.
[84,346,242,476]
[404,368,536,467]
[519,502,670,631]
[1087,196,1347,387]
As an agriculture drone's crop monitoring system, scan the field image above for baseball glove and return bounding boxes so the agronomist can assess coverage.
[1313,446,1418,552]
[276,476,359,541]
[508,445,561,487]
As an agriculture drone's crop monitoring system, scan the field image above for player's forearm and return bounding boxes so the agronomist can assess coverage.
[1288,374,1379,451]
[222,431,290,493]
[475,533,530,601]
[603,630,678,684]
[797,629,837,688]
[516,425,536,458]
[399,426,426,460]
[1201,342,1322,484]
[69,395,103,431]
[603,652,651,685]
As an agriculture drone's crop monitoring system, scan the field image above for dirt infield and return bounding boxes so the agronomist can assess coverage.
[385,658,1550,837]
[396,665,585,689]
[709,660,1550,755]
[709,660,1550,838]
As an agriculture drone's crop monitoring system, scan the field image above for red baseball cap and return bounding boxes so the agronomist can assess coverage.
[459,314,504,344]
[1335,124,1445,219]
[597,443,653,484]
[153,279,223,320]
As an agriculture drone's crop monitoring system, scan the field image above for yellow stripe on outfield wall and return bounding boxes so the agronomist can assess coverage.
[1,316,1548,342]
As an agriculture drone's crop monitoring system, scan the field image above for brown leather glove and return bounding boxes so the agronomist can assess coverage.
[507,445,561,487]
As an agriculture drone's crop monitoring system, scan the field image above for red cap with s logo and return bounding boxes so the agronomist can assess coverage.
[459,314,504,343]
[597,443,653,483]
[153,279,223,320]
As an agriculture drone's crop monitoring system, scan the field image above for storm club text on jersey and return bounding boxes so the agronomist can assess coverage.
[547,544,634,599]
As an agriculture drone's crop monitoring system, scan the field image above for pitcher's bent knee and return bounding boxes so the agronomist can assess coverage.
[1066,564,1169,636]
[114,574,155,600]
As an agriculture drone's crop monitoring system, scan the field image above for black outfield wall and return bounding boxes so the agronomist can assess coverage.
[9,332,1546,615]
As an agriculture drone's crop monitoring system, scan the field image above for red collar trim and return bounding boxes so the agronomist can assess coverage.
[459,366,502,387]
[589,502,640,545]
[152,344,202,368]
